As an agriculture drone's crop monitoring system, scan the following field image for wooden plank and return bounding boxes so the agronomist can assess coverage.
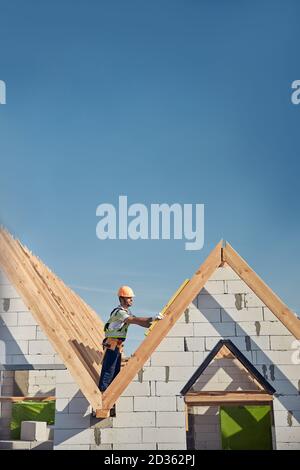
[185,392,273,405]
[0,229,102,410]
[145,279,190,336]
[101,241,223,410]
[223,242,300,339]
[0,396,55,402]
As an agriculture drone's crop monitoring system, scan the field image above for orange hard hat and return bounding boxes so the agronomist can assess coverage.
[117,286,135,298]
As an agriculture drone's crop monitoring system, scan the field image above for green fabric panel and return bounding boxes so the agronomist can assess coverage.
[220,405,273,450]
[10,401,55,440]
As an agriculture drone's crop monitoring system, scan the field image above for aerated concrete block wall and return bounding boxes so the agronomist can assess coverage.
[83,265,299,450]
[0,268,64,368]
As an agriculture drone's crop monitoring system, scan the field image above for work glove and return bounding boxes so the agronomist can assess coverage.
[152,312,164,321]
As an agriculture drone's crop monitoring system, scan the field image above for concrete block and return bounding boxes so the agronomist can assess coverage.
[194,322,235,337]
[0,284,19,298]
[18,312,38,326]
[193,352,205,365]
[187,307,221,323]
[0,298,27,313]
[185,337,205,352]
[142,367,166,381]
[244,293,265,308]
[158,443,187,450]
[21,421,48,441]
[274,410,300,427]
[55,369,74,385]
[0,440,32,450]
[156,338,185,352]
[29,340,56,355]
[90,444,113,450]
[255,350,296,365]
[36,327,47,340]
[113,443,156,450]
[134,396,177,412]
[236,321,291,337]
[67,398,91,414]
[142,427,185,443]
[275,427,300,442]
[0,325,37,340]
[0,270,10,285]
[0,312,18,326]
[168,366,197,381]
[156,411,185,427]
[150,381,156,396]
[55,413,91,429]
[200,281,225,294]
[221,308,263,323]
[225,280,253,294]
[55,382,81,398]
[116,397,134,412]
[151,352,193,367]
[113,412,155,428]
[273,380,300,395]
[204,336,269,352]
[273,396,300,411]
[100,428,142,444]
[30,441,53,450]
[208,267,240,281]
[176,396,185,412]
[167,323,194,337]
[122,382,150,397]
[155,381,185,396]
[4,340,29,355]
[55,398,69,413]
[276,442,300,450]
[54,428,93,446]
[273,365,300,380]
[55,444,91,450]
[270,336,296,350]
[13,354,55,364]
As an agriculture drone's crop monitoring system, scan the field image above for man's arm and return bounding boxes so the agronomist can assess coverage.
[124,316,153,328]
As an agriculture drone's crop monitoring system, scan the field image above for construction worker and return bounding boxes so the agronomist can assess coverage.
[98,285,163,393]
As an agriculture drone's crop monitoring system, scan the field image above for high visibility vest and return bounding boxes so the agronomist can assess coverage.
[104,306,131,339]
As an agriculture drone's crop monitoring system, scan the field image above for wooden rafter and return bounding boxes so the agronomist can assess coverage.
[100,241,223,412]
[223,242,300,339]
[0,228,103,410]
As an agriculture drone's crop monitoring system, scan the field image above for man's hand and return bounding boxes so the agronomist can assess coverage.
[152,312,164,321]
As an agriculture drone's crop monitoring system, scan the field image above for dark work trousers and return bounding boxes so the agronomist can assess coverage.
[98,346,122,392]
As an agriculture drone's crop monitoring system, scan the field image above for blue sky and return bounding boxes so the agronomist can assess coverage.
[0,1,299,354]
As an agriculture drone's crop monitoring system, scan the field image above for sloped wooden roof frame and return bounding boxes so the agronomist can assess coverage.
[1,229,299,416]
[0,228,104,410]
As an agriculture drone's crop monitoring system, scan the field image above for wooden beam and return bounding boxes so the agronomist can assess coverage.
[223,242,300,339]
[0,229,103,410]
[101,241,223,410]
[185,391,273,405]
[0,396,55,402]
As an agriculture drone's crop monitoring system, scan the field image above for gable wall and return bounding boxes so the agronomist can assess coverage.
[83,266,300,450]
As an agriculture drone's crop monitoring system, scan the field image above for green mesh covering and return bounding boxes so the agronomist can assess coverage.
[220,405,273,450]
[11,401,55,440]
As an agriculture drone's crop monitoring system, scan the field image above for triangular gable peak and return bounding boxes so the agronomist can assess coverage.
[101,241,299,414]
[181,340,276,396]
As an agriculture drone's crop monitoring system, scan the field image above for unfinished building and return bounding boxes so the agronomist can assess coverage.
[0,228,299,450]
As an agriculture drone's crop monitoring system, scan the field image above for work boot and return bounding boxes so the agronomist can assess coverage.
[109,404,116,417]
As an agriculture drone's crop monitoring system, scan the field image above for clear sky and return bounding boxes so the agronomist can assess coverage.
[0,1,299,355]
